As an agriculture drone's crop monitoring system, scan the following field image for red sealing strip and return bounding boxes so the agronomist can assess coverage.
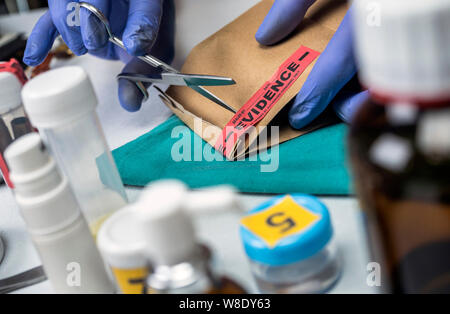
[0,59,28,85]
[0,153,13,188]
[214,45,320,157]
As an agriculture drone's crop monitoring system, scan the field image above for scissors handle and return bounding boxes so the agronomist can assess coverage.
[79,2,236,113]
[108,37,175,73]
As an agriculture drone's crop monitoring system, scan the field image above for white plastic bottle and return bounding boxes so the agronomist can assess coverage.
[21,66,127,237]
[5,133,115,293]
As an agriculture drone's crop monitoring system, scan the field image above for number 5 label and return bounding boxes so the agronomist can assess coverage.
[241,196,320,247]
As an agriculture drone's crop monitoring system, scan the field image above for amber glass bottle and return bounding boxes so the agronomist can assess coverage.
[350,0,450,293]
[349,98,450,293]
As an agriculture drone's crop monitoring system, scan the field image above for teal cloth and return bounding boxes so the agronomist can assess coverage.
[112,116,352,195]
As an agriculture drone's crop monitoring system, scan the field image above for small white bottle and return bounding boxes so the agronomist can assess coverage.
[21,66,127,237]
[5,133,115,294]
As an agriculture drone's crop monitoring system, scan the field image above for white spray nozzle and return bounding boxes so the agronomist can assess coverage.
[185,185,242,215]
[5,133,49,177]
[138,180,242,215]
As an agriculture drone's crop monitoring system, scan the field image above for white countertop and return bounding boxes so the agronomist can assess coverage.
[0,0,378,294]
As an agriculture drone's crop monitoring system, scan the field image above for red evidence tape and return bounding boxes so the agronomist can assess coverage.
[214,46,320,157]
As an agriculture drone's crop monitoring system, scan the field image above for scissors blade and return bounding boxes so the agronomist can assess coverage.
[118,73,237,113]
[190,85,236,113]
[0,266,47,294]
[175,73,236,87]
[118,72,235,87]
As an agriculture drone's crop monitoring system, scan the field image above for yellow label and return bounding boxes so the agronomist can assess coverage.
[241,195,320,247]
[111,267,148,294]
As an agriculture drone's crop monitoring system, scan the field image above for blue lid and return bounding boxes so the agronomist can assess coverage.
[240,194,333,266]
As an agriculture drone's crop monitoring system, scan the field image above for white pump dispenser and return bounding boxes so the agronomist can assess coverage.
[5,133,115,293]
[131,181,245,293]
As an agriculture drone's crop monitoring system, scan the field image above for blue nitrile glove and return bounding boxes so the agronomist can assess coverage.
[256,1,368,128]
[24,0,175,112]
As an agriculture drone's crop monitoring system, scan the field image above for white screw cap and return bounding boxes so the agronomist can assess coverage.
[21,66,98,128]
[0,72,22,115]
[354,0,450,100]
[97,207,147,270]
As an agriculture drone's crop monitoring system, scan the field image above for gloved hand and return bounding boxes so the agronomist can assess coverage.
[256,0,368,129]
[23,0,175,112]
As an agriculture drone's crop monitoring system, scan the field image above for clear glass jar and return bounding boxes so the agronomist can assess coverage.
[250,240,340,293]
[240,194,341,294]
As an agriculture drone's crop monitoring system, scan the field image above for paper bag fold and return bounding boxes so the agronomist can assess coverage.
[160,0,348,159]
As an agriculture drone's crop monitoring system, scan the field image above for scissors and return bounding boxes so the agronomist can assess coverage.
[79,2,236,113]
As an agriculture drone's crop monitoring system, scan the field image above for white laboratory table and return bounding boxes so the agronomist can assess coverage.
[0,0,379,294]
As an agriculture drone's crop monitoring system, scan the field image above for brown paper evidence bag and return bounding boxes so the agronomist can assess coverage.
[158,0,348,160]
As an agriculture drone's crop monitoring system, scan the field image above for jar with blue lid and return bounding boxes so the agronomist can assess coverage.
[240,194,341,293]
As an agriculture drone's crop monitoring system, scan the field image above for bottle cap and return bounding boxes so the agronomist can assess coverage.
[240,194,333,266]
[134,180,197,266]
[0,72,22,115]
[354,0,450,101]
[5,133,81,235]
[97,208,147,269]
[21,66,98,128]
